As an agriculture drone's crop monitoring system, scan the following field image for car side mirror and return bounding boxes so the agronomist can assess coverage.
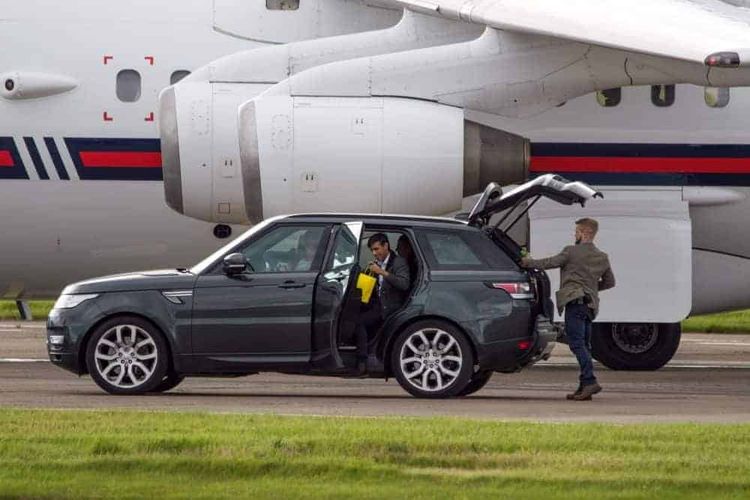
[223,253,249,275]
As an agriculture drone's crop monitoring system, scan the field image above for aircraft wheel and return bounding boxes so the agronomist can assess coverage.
[592,322,681,371]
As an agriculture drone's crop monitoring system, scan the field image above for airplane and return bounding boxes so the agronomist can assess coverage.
[0,0,401,298]
[2,0,750,371]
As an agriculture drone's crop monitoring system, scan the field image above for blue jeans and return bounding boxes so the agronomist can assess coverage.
[564,303,597,386]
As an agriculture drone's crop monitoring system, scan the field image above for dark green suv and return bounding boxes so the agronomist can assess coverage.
[47,175,599,398]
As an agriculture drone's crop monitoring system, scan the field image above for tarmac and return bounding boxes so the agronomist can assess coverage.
[1,322,748,423]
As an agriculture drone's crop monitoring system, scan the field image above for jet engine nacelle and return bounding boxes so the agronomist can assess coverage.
[159,83,272,225]
[238,96,529,223]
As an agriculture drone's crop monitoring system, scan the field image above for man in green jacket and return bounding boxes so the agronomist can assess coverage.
[522,218,615,401]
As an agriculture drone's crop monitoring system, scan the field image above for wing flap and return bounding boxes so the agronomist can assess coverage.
[389,0,750,65]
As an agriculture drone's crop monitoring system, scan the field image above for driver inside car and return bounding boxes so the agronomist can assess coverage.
[294,230,321,271]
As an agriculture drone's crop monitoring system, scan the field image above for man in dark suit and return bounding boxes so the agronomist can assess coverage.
[355,233,411,373]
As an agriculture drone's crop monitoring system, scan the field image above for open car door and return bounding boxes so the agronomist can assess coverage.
[467,174,602,228]
[311,221,363,370]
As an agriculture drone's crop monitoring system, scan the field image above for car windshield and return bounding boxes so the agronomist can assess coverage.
[190,217,280,275]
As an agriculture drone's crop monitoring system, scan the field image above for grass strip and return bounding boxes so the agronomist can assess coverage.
[681,309,750,334]
[0,408,748,499]
[0,301,54,321]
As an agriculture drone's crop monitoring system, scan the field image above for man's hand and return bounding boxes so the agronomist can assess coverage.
[368,262,386,276]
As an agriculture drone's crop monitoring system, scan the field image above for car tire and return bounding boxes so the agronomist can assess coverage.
[149,372,185,393]
[391,320,475,399]
[85,316,169,395]
[592,322,681,371]
[457,370,493,397]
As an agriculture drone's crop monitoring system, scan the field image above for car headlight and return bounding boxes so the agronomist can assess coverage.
[52,294,99,309]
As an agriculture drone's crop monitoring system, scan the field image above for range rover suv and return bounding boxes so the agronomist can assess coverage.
[47,174,600,398]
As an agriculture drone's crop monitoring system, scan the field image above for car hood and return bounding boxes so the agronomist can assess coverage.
[61,269,197,295]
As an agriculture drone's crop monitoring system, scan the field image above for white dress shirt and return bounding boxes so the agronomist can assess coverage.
[377,253,390,294]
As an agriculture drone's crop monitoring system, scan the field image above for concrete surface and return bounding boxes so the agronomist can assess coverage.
[1,322,748,423]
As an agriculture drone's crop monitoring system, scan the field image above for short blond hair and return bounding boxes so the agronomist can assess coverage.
[575,217,599,237]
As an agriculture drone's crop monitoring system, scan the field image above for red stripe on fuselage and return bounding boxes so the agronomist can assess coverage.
[530,156,750,174]
[79,151,162,168]
[0,151,14,167]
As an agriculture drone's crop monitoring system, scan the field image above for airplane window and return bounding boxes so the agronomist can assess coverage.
[266,0,300,10]
[596,88,621,107]
[170,70,190,85]
[116,70,141,103]
[705,87,730,108]
[651,85,675,107]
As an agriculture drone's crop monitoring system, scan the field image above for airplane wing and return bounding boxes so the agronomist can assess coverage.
[381,0,750,67]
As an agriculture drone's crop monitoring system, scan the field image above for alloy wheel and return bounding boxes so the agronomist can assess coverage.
[93,324,158,389]
[399,328,463,392]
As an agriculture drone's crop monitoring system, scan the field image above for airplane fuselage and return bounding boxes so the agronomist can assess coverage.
[2,1,749,319]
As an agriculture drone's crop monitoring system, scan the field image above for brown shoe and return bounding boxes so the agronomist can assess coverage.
[565,387,583,400]
[572,383,602,401]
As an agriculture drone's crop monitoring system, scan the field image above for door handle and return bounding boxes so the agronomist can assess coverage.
[279,281,306,289]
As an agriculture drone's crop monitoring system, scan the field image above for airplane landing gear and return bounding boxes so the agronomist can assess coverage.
[592,322,681,371]
[16,300,32,321]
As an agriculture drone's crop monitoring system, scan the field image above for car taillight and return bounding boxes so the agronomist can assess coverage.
[488,282,534,300]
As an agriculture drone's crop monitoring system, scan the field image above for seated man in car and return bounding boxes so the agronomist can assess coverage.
[355,233,411,374]
[294,230,321,271]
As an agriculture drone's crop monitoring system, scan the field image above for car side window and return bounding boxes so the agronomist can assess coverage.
[239,225,327,273]
[331,229,357,271]
[421,232,482,267]
[417,230,516,270]
[322,223,360,289]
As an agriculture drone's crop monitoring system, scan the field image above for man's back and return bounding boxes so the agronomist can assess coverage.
[525,242,615,317]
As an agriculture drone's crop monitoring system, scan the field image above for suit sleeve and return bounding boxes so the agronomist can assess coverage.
[384,256,411,291]
[523,246,570,270]
[599,262,616,291]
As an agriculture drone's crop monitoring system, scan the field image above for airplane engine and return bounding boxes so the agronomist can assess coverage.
[237,96,529,223]
[157,10,483,225]
[159,83,270,225]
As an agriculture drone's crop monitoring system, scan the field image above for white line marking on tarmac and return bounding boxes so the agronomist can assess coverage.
[680,341,750,346]
[540,361,750,369]
[0,358,48,363]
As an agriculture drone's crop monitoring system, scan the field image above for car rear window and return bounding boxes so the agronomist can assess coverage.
[416,229,516,270]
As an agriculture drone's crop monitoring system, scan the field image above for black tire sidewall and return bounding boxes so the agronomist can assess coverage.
[457,370,493,397]
[149,373,185,393]
[390,320,475,399]
[85,316,169,395]
[592,322,681,371]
